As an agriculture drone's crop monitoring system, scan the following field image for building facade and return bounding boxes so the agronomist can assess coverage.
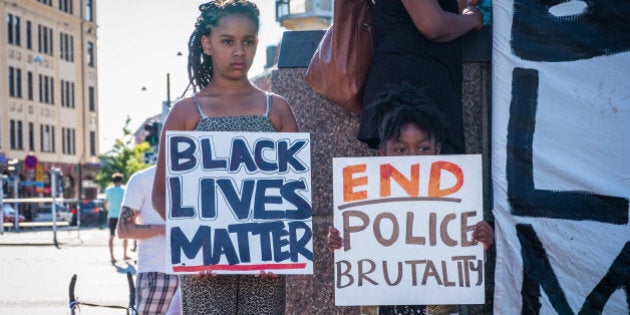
[1,0,100,212]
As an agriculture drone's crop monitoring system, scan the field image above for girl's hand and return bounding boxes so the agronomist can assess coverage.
[193,270,218,280]
[255,271,280,279]
[327,226,343,251]
[462,5,483,31]
[472,221,494,250]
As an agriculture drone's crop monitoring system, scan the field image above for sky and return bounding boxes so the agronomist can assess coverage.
[96,0,286,153]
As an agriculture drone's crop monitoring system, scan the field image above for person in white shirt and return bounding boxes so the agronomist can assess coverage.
[118,166,178,314]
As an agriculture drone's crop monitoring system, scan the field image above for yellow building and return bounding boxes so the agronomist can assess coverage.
[1,0,100,206]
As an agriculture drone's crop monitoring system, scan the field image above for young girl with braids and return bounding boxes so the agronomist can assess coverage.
[328,83,493,315]
[152,1,297,314]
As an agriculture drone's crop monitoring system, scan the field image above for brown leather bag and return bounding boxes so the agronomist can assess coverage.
[305,0,375,114]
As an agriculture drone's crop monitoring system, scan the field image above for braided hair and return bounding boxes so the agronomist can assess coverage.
[369,82,448,150]
[187,0,260,91]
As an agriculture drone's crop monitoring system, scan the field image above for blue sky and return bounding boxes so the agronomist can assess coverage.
[96,0,286,153]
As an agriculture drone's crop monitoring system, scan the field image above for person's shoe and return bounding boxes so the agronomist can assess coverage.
[111,258,117,264]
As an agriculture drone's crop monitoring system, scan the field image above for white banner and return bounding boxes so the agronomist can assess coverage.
[333,155,485,306]
[492,0,630,313]
[165,131,313,275]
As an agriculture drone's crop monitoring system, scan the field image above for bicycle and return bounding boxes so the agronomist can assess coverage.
[68,272,137,315]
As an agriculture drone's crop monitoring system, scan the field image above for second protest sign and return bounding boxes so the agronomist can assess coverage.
[333,154,485,305]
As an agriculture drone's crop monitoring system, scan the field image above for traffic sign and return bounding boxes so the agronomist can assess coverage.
[36,165,44,181]
[24,154,38,170]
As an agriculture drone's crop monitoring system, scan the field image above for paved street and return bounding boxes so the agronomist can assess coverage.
[0,226,138,315]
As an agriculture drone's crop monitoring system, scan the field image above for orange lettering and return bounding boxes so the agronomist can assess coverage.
[380,163,419,197]
[428,161,464,197]
[343,164,368,202]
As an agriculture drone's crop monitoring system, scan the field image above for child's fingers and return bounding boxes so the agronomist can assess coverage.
[473,221,494,250]
[327,225,343,251]
[256,271,280,279]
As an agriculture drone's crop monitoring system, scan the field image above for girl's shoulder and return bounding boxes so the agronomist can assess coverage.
[163,96,201,131]
[266,92,298,132]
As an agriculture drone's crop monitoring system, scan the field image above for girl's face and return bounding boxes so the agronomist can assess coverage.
[380,122,442,156]
[201,14,259,81]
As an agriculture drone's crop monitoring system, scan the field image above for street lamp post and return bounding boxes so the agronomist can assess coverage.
[8,159,19,231]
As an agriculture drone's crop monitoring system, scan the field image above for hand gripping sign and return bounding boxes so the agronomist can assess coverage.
[165,131,313,275]
[333,155,485,306]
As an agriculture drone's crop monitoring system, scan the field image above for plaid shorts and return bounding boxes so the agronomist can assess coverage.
[136,272,179,315]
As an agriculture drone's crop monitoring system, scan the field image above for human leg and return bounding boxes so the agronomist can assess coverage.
[136,272,179,315]
[108,218,117,263]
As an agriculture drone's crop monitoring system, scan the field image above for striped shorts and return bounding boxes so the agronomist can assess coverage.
[136,272,179,315]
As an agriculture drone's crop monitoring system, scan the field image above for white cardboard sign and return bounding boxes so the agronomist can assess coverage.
[165,131,313,275]
[333,155,485,305]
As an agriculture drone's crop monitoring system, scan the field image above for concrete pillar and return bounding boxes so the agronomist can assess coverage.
[271,28,494,314]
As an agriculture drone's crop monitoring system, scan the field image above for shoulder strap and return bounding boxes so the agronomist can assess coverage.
[192,94,207,119]
[264,92,272,118]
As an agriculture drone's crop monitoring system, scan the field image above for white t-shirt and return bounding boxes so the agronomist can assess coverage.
[121,166,166,273]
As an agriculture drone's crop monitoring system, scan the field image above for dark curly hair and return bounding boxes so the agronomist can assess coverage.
[369,82,448,150]
[187,0,260,91]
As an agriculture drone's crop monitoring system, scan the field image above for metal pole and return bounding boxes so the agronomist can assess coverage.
[13,172,18,231]
[51,168,58,246]
[1,176,4,235]
[166,73,171,108]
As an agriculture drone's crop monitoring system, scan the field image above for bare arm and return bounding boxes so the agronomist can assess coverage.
[402,0,482,43]
[116,206,165,240]
[270,94,298,132]
[152,98,199,220]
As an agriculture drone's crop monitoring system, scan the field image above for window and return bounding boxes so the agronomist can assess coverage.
[37,0,53,6]
[86,0,93,22]
[10,120,23,150]
[87,41,94,67]
[27,71,34,100]
[38,24,54,56]
[88,86,95,111]
[60,32,74,62]
[39,75,55,104]
[17,121,23,150]
[59,0,73,14]
[28,122,35,151]
[89,131,96,156]
[62,128,66,154]
[40,124,56,152]
[62,127,76,155]
[26,21,32,49]
[61,80,75,108]
[9,67,22,98]
[10,120,15,149]
[7,14,21,46]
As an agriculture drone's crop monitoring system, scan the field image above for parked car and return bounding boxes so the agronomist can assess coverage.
[72,199,105,226]
[2,204,26,223]
[33,204,72,222]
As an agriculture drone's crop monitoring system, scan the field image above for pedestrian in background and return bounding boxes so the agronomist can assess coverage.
[118,166,178,314]
[105,172,129,263]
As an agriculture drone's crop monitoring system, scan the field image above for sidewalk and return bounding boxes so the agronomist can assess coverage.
[0,225,108,246]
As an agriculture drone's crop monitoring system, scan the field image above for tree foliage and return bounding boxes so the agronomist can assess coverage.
[96,116,152,191]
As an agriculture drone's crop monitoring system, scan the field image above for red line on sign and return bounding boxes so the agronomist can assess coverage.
[173,263,307,273]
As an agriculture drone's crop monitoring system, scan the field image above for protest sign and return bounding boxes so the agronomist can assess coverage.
[492,0,630,313]
[333,155,484,306]
[165,131,313,275]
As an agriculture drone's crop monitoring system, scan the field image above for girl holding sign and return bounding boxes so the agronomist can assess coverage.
[328,83,493,314]
[152,1,298,314]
